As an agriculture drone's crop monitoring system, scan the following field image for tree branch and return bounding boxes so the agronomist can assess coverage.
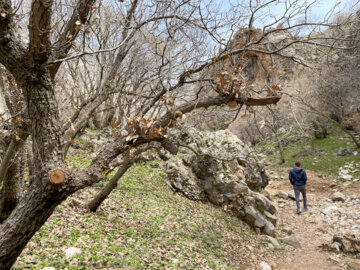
[49,0,95,78]
[0,0,28,81]
[28,0,54,63]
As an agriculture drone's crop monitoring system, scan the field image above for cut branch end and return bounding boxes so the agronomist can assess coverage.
[49,169,66,185]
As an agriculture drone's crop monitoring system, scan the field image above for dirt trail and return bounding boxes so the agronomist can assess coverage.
[266,170,360,270]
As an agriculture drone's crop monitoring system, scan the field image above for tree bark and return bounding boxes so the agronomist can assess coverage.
[0,73,67,269]
[0,147,23,223]
[0,137,15,185]
[25,73,64,173]
[86,161,133,212]
[0,182,71,269]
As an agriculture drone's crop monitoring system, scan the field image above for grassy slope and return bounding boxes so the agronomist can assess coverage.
[261,124,360,178]
[14,162,278,270]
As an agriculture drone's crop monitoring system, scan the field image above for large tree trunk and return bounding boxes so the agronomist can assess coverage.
[0,182,73,269]
[0,74,67,269]
[86,161,132,212]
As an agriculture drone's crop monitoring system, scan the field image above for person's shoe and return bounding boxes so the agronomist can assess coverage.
[303,208,308,212]
[296,209,301,215]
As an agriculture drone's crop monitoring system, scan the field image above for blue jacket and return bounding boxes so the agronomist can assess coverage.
[289,168,307,186]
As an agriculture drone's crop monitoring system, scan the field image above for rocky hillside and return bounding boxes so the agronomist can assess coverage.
[13,127,360,270]
[14,162,281,270]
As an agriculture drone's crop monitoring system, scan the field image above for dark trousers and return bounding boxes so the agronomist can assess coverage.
[293,185,307,210]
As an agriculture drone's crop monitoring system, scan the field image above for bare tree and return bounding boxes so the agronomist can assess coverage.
[313,11,360,143]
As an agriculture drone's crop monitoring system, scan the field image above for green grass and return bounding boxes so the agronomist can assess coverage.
[263,124,360,178]
[85,128,101,135]
[14,163,273,270]
[65,154,91,169]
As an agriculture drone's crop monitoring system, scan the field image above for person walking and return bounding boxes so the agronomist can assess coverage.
[289,162,308,215]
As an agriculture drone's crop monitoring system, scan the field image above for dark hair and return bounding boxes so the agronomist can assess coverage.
[295,162,301,167]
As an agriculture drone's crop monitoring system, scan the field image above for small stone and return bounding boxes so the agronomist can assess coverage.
[267,236,281,249]
[327,255,340,263]
[64,247,81,259]
[331,192,346,202]
[287,193,302,201]
[276,191,288,199]
[287,193,295,200]
[259,261,272,270]
[280,234,301,248]
[328,206,338,211]
[340,174,353,181]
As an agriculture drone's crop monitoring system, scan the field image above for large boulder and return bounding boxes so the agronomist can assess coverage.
[322,233,360,254]
[333,233,360,253]
[165,128,276,236]
[168,128,269,191]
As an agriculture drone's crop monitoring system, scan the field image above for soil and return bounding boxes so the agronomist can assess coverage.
[266,169,360,270]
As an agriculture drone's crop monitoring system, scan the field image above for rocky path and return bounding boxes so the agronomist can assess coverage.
[266,170,360,270]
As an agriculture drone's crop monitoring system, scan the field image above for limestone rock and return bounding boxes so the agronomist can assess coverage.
[321,242,342,253]
[341,174,353,181]
[164,128,277,236]
[287,193,295,200]
[287,192,302,201]
[165,158,205,201]
[332,233,360,253]
[280,234,301,248]
[267,236,281,249]
[331,192,346,202]
[338,148,355,156]
[64,247,81,259]
[168,127,270,191]
[276,191,288,199]
[259,261,272,270]
[264,210,278,225]
[263,221,276,237]
[158,148,172,161]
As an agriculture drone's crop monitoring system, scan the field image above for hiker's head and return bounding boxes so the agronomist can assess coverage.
[295,162,301,167]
